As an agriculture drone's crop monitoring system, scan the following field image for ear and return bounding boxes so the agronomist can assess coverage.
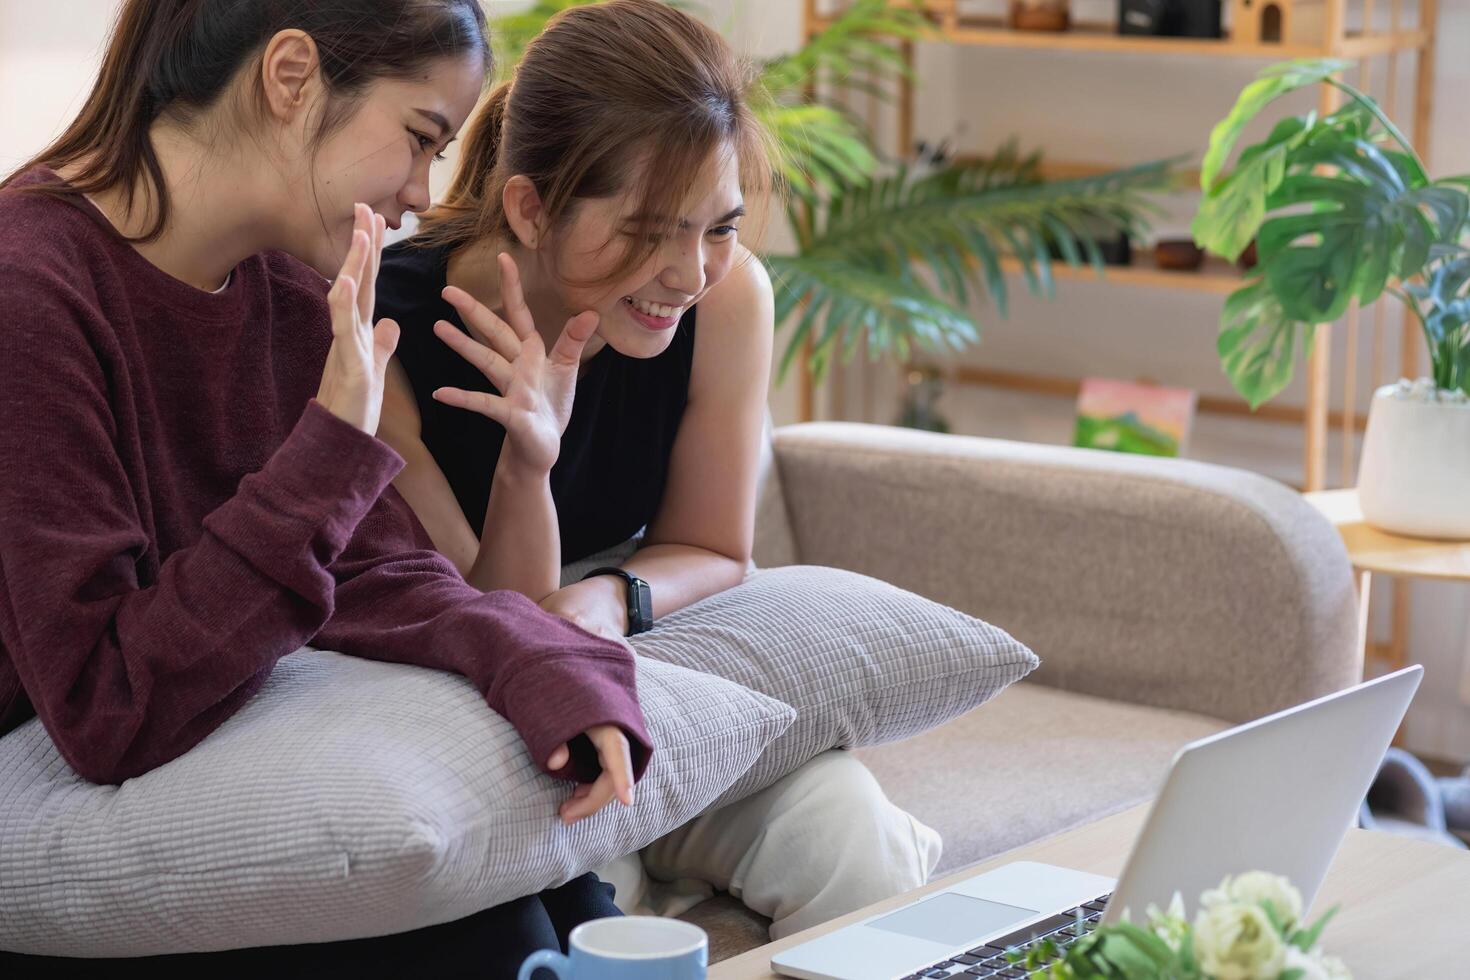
[259,29,322,121]
[503,175,548,250]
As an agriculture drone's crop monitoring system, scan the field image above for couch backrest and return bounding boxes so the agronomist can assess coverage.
[753,411,799,569]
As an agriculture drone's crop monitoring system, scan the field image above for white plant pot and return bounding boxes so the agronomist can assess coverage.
[1356,381,1470,540]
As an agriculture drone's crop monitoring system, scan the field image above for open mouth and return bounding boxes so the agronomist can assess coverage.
[622,295,683,331]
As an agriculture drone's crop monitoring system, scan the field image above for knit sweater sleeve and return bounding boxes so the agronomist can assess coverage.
[0,269,401,784]
[315,474,654,785]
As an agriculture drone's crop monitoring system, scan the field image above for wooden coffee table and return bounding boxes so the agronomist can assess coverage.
[711,806,1470,980]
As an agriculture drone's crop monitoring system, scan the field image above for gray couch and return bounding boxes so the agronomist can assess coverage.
[682,422,1362,961]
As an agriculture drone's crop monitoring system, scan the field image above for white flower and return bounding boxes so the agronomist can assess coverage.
[1202,872,1303,931]
[1283,945,1353,980]
[1192,902,1286,980]
[1145,892,1189,952]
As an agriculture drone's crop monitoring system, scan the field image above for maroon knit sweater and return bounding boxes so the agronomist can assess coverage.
[0,168,652,786]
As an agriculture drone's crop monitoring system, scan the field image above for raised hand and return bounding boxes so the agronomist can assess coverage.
[431,252,599,473]
[315,203,401,435]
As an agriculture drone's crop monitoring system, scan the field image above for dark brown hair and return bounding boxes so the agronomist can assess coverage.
[2,0,489,243]
[417,0,775,287]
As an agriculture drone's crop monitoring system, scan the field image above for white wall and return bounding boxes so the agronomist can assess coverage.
[3,0,1466,763]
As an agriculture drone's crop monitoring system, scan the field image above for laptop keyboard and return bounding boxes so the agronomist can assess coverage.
[898,893,1111,979]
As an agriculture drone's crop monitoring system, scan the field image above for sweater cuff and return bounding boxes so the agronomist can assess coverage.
[254,401,405,528]
[498,652,654,785]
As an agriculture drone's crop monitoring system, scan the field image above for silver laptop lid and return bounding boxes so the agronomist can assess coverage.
[1104,665,1422,924]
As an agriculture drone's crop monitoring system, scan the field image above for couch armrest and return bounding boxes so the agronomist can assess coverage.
[771,422,1361,723]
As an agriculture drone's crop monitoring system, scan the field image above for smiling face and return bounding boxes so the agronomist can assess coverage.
[286,52,485,277]
[542,145,746,359]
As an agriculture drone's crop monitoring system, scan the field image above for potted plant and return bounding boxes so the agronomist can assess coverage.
[490,1,1173,389]
[1193,60,1470,539]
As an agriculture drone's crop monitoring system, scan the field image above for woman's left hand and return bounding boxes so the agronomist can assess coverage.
[540,577,631,646]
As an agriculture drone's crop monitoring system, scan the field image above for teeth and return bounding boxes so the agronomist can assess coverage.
[626,296,680,319]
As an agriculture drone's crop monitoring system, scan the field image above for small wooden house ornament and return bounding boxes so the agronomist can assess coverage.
[1231,0,1328,46]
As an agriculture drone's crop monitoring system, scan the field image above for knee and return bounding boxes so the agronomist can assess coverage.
[775,751,943,887]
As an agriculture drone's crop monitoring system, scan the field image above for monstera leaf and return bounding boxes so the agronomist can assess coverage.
[1195,60,1470,404]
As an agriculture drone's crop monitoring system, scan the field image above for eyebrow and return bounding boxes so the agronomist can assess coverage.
[413,108,452,140]
[625,204,747,230]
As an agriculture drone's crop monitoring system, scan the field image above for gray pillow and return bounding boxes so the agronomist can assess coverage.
[631,565,1039,808]
[0,649,793,957]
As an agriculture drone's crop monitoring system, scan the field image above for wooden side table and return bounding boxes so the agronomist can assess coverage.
[1304,488,1470,679]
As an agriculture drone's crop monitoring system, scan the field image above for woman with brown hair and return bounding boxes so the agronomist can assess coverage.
[0,0,649,975]
[375,0,942,941]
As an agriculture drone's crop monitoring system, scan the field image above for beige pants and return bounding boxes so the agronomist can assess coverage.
[597,750,942,939]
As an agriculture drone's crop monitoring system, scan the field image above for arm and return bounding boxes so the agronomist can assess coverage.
[315,486,652,784]
[378,255,595,600]
[547,253,775,635]
[381,359,564,600]
[378,357,480,576]
[0,275,401,784]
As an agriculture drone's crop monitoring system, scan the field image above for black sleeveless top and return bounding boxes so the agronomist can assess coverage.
[376,239,697,564]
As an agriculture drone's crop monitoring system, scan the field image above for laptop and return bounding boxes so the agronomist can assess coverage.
[772,666,1423,980]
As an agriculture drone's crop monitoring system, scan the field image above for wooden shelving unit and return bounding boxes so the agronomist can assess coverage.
[1002,249,1246,295]
[800,0,1439,494]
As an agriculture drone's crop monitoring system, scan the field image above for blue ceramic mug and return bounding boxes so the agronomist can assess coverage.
[518,916,707,980]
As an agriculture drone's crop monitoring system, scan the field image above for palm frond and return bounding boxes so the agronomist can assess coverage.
[773,155,1177,377]
[757,0,930,102]
[765,254,978,379]
[755,101,877,200]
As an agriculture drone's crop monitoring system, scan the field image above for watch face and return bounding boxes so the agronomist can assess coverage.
[631,579,652,634]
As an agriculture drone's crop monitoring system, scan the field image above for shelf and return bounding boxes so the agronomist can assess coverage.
[805,16,1429,60]
[915,363,1368,433]
[955,155,1203,187]
[1005,248,1246,295]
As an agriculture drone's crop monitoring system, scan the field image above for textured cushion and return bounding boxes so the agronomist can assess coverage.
[0,649,793,957]
[632,565,1039,808]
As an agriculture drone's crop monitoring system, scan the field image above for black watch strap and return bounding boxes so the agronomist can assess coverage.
[581,566,653,636]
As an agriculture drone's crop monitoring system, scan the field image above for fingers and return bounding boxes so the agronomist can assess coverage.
[433,320,512,390]
[329,229,368,337]
[560,770,617,825]
[497,252,537,341]
[549,311,600,368]
[372,318,401,372]
[546,743,570,772]
[431,385,510,423]
[359,209,384,325]
[441,285,522,360]
[592,727,635,807]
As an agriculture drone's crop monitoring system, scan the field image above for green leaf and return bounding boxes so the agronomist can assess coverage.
[1193,114,1312,261]
[1247,143,1462,323]
[1218,279,1307,407]
[765,254,977,381]
[1291,905,1340,953]
[756,0,928,101]
[1199,59,1352,192]
[775,153,1169,373]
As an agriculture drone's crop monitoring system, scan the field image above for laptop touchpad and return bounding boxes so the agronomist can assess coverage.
[868,893,1038,946]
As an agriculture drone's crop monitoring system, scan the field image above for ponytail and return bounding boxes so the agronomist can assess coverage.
[418,83,512,249]
[416,0,775,289]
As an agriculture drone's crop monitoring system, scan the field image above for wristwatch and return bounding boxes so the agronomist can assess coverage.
[581,566,653,636]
